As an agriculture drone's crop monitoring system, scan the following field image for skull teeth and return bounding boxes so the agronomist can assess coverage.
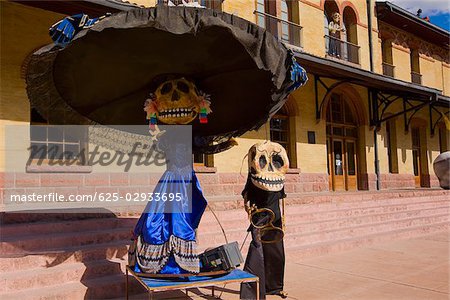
[250,174,285,185]
[159,108,195,117]
[251,178,284,189]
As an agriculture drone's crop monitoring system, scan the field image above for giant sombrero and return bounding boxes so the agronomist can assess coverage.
[26,5,307,153]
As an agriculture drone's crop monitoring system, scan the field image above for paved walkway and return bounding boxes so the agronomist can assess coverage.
[131,230,449,299]
[282,230,449,300]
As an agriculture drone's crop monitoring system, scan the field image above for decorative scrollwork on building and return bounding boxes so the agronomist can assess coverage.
[378,22,449,64]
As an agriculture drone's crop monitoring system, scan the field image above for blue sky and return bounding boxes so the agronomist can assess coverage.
[391,0,450,31]
[429,13,450,31]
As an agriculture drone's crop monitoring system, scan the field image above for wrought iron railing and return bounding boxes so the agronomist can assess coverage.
[382,62,395,77]
[411,71,422,84]
[254,11,302,48]
[324,35,360,64]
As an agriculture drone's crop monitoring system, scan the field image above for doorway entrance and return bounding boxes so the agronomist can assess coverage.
[411,127,422,187]
[326,94,359,191]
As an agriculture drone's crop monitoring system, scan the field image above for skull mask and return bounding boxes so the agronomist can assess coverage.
[248,141,289,191]
[332,12,341,23]
[146,77,211,125]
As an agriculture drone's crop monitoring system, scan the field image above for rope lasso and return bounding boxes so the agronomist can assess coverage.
[206,204,228,244]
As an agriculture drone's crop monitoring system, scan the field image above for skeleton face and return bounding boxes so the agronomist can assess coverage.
[154,78,200,125]
[332,12,340,23]
[248,141,289,191]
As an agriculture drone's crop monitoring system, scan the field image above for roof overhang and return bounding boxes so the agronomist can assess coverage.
[293,50,442,102]
[376,1,449,50]
[436,95,450,108]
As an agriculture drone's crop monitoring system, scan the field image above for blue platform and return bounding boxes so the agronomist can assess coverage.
[126,267,259,299]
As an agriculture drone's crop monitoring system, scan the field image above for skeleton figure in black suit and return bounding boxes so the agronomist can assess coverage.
[240,141,289,300]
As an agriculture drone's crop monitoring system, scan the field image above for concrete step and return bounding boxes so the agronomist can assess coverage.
[0,217,137,238]
[286,206,450,235]
[283,196,450,215]
[286,222,450,260]
[0,240,130,272]
[284,189,450,204]
[0,197,444,241]
[1,190,448,299]
[0,258,129,293]
[0,273,135,300]
[4,206,447,272]
[197,213,450,251]
[204,189,450,211]
[4,222,446,300]
[0,211,118,225]
[2,194,445,243]
[202,194,450,220]
[198,201,450,233]
[0,227,132,256]
[284,214,450,247]
[287,201,450,223]
[213,223,450,262]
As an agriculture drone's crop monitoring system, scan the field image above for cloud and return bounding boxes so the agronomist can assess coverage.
[390,0,450,16]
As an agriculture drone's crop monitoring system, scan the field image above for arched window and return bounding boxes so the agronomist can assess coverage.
[270,106,296,168]
[386,118,398,173]
[324,1,342,59]
[381,39,395,77]
[256,0,278,37]
[280,0,301,47]
[342,6,359,64]
[270,107,289,153]
[326,93,359,191]
[343,6,358,45]
[256,0,301,47]
[410,48,422,84]
[323,0,339,36]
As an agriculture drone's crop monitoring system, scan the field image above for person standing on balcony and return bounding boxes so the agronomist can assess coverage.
[328,12,346,58]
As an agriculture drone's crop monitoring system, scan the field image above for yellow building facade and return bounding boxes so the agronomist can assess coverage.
[211,0,450,192]
[1,0,449,198]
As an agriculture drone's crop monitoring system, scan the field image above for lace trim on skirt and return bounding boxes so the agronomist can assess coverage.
[131,235,200,274]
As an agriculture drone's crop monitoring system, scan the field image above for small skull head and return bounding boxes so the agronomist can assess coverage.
[332,12,341,23]
[248,141,289,191]
[154,78,201,125]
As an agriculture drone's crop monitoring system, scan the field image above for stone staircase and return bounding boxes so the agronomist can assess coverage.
[0,215,138,299]
[1,189,449,299]
[199,189,450,257]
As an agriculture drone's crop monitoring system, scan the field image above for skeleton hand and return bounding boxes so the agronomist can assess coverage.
[149,124,166,142]
[245,203,257,215]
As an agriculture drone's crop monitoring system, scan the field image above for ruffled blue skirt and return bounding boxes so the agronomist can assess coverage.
[132,170,207,274]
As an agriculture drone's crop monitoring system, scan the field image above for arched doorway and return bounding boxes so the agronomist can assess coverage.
[326,93,359,191]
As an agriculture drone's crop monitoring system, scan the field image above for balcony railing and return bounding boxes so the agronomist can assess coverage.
[382,62,395,77]
[325,35,360,64]
[411,71,422,84]
[254,11,302,48]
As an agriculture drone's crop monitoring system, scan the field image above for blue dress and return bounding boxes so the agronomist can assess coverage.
[131,134,207,274]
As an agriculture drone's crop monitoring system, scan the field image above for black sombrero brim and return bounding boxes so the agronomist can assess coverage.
[27,6,306,148]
